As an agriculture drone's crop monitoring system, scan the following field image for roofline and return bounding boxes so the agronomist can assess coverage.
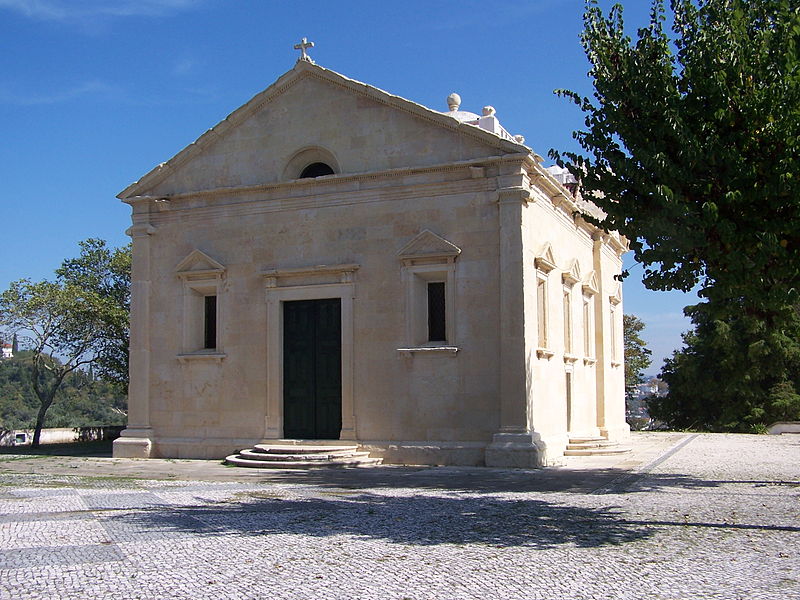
[117,60,528,200]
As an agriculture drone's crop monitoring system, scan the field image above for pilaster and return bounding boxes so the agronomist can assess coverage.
[591,233,630,442]
[485,185,544,467]
[113,220,156,458]
[592,233,608,433]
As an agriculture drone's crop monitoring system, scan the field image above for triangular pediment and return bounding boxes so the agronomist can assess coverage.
[562,259,581,285]
[534,243,557,273]
[398,230,461,262]
[175,250,226,279]
[582,270,600,295]
[609,281,622,305]
[119,60,527,199]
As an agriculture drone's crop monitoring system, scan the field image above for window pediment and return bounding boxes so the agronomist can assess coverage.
[534,242,557,273]
[175,250,226,281]
[582,270,600,296]
[398,230,461,267]
[562,259,581,285]
[609,282,622,305]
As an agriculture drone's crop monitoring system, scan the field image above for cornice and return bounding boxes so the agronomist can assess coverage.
[521,155,628,254]
[125,155,505,206]
[125,160,501,227]
[146,177,493,227]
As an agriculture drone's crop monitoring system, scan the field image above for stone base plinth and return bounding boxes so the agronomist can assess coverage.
[485,432,544,468]
[112,428,153,458]
[359,441,486,466]
[600,423,632,443]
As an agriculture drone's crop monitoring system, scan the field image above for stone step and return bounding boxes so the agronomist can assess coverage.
[252,444,359,455]
[566,441,618,450]
[225,441,381,469]
[564,446,632,456]
[568,437,607,444]
[224,454,382,469]
[238,448,371,462]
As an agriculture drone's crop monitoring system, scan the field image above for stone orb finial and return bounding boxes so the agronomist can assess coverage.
[482,106,496,116]
[447,93,461,111]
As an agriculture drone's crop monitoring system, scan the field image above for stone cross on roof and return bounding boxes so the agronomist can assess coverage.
[294,37,315,63]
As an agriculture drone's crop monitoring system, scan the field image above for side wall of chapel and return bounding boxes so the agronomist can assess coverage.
[520,179,628,456]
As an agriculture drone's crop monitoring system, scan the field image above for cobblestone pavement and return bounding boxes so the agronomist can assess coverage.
[0,433,797,599]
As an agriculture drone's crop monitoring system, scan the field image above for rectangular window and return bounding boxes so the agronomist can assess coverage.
[566,371,573,431]
[204,295,217,349]
[537,277,548,347]
[583,295,593,357]
[563,287,572,353]
[427,281,446,342]
[610,304,618,362]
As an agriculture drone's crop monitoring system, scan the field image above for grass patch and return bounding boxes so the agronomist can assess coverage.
[0,454,50,462]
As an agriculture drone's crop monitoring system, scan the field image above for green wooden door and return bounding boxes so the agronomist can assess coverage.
[283,299,342,439]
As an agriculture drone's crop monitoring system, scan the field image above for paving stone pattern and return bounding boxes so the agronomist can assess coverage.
[0,433,798,599]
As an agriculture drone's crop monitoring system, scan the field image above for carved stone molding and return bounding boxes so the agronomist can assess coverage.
[125,224,156,238]
[175,250,226,282]
[562,259,581,285]
[261,264,359,290]
[397,230,460,267]
[536,347,555,360]
[535,242,557,273]
[497,186,531,205]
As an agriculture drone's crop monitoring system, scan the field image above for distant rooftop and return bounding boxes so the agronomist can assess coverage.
[544,165,578,186]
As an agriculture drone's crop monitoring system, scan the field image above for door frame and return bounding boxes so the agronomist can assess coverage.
[264,275,356,441]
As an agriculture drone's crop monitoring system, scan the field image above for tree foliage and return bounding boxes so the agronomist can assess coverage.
[649,303,800,430]
[553,0,800,317]
[56,239,131,388]
[623,314,652,396]
[0,239,130,446]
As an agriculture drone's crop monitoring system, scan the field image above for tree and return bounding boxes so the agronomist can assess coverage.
[623,314,652,399]
[649,302,800,430]
[0,240,130,446]
[0,351,126,430]
[552,0,800,319]
[56,239,131,388]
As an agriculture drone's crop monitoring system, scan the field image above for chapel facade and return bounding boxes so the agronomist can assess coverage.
[113,53,628,467]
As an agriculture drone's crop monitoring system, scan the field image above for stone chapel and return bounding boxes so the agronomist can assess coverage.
[113,48,629,467]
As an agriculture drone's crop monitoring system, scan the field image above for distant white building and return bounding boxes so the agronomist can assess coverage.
[1,343,12,359]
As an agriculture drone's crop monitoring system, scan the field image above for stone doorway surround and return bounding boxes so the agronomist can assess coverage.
[262,264,358,441]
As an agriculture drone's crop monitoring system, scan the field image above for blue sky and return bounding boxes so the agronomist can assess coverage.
[0,0,697,372]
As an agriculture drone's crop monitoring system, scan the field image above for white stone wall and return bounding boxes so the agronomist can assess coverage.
[518,166,629,460]
[139,165,504,459]
[114,61,629,465]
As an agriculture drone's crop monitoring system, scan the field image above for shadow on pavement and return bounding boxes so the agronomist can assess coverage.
[101,482,800,550]
[219,465,728,495]
[105,492,655,549]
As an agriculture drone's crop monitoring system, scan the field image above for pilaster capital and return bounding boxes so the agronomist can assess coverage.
[125,224,157,238]
[497,186,531,205]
